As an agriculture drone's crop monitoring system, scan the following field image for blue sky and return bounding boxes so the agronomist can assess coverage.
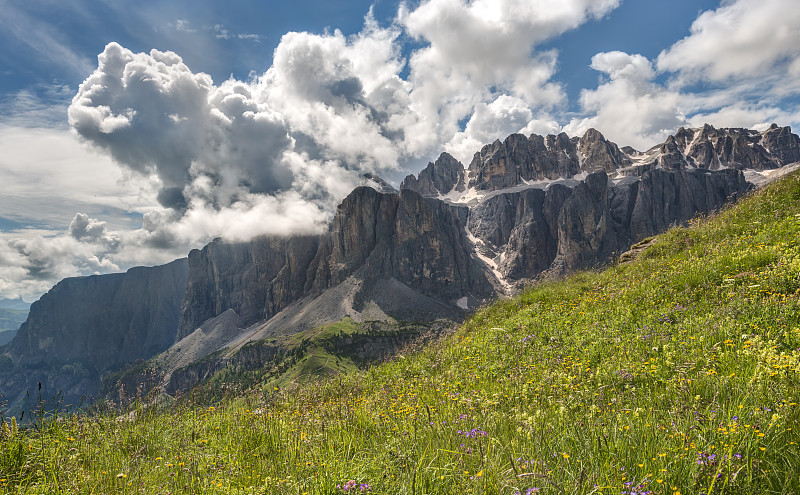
[1,0,799,300]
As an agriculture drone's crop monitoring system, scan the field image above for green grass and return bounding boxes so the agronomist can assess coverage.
[2,172,800,494]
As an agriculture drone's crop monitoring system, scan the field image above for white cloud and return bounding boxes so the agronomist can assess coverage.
[657,0,800,84]
[399,0,620,154]
[564,51,686,150]
[564,0,800,150]
[0,84,73,128]
[0,125,155,230]
[686,104,800,132]
[0,229,121,301]
[212,24,261,41]
[446,94,561,164]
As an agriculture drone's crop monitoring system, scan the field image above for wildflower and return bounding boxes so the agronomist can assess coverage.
[457,428,488,438]
[337,480,371,492]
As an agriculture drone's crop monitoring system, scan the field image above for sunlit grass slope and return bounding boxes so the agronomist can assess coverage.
[2,171,800,494]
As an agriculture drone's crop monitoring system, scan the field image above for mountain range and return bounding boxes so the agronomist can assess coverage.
[1,123,798,415]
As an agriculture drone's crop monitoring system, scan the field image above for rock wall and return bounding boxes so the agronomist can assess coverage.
[177,188,496,338]
[6,259,188,370]
[0,259,188,415]
[177,236,320,340]
[467,168,751,282]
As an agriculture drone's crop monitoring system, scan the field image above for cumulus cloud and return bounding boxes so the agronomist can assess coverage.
[564,51,686,150]
[564,0,800,150]
[399,0,619,154]
[0,229,121,300]
[69,0,625,192]
[69,213,121,250]
[446,95,560,163]
[69,1,624,221]
[657,0,800,85]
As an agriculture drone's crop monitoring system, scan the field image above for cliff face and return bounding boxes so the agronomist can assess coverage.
[0,259,188,414]
[465,168,751,285]
[177,188,495,338]
[7,259,188,370]
[402,124,800,196]
[401,152,466,197]
[177,236,320,340]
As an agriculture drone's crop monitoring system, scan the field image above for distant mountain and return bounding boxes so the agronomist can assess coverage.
[0,297,30,347]
[2,123,797,411]
[0,328,19,347]
[0,297,31,312]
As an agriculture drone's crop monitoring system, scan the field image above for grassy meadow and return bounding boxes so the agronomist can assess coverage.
[2,171,800,494]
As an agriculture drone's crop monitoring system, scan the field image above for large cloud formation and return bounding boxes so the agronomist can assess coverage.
[69,1,623,201]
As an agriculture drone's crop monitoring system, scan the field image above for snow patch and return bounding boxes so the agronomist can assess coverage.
[438,186,486,204]
[521,177,557,187]
[456,297,469,310]
[744,163,800,188]
[572,171,588,181]
[464,225,511,292]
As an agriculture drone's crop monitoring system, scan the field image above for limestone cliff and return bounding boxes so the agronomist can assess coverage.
[0,259,188,414]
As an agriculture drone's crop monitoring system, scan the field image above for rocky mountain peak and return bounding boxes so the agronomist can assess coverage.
[762,124,800,165]
[578,128,631,174]
[400,152,466,198]
[360,173,398,194]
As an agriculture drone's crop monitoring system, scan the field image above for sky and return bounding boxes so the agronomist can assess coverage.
[1,0,799,302]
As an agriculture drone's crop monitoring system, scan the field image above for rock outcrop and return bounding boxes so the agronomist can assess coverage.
[178,187,495,340]
[177,236,320,340]
[400,152,466,197]
[0,259,188,413]
[465,168,751,284]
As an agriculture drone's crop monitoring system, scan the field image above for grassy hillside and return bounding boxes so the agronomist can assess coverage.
[2,171,800,494]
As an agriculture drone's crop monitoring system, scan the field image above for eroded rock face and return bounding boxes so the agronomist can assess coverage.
[762,124,800,165]
[464,168,751,282]
[7,259,188,369]
[578,128,632,174]
[400,152,466,197]
[392,190,492,300]
[0,259,188,414]
[177,236,320,340]
[177,187,496,339]
[412,124,800,192]
[467,132,584,190]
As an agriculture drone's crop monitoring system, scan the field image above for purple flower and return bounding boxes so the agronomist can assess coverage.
[338,480,372,492]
